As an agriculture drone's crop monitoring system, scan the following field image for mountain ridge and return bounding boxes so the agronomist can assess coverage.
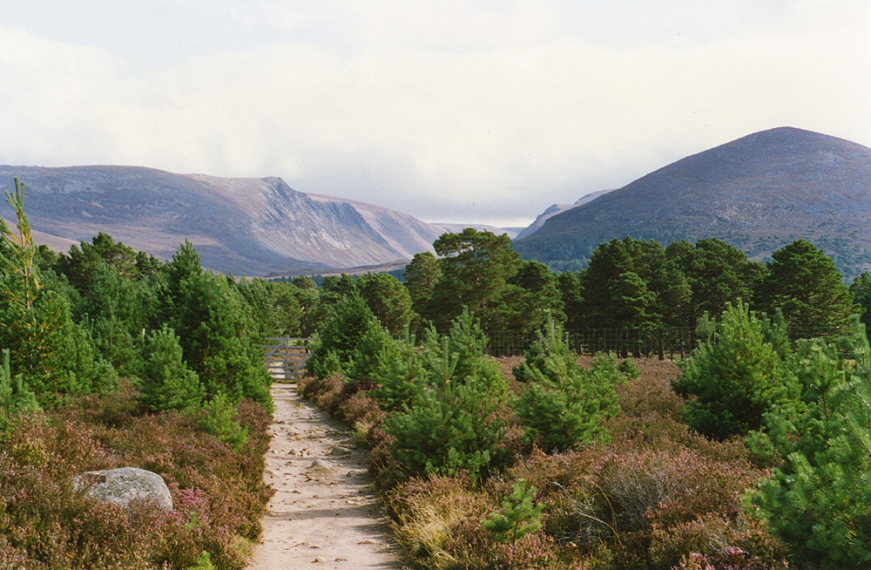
[513,127,871,278]
[0,165,502,276]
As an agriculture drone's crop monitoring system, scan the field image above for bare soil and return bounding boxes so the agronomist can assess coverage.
[245,382,403,570]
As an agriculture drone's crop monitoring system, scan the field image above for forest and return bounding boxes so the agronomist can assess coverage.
[2,175,871,569]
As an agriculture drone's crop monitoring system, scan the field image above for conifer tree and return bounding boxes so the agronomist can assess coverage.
[0,349,38,430]
[673,301,799,439]
[404,250,441,322]
[849,271,871,329]
[749,319,871,568]
[138,325,205,412]
[514,321,622,451]
[358,272,414,335]
[755,239,857,337]
[483,479,544,545]
[385,310,511,483]
[427,228,521,330]
[0,178,115,405]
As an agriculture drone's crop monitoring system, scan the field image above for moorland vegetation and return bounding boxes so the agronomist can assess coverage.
[3,173,871,569]
[303,228,871,569]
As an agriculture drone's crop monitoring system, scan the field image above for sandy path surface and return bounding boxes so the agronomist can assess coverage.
[246,382,403,570]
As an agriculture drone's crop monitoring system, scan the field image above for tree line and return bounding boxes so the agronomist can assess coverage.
[310,227,868,350]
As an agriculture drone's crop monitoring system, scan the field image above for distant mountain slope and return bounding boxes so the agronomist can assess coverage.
[0,165,466,275]
[430,222,519,239]
[515,189,614,240]
[513,127,871,278]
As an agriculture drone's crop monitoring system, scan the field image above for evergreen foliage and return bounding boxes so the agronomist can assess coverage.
[482,478,544,545]
[0,348,38,430]
[0,178,116,407]
[138,325,205,412]
[673,301,798,439]
[368,331,424,412]
[385,373,510,483]
[748,320,871,568]
[404,250,441,322]
[849,271,871,329]
[235,277,302,338]
[358,272,414,335]
[308,293,385,380]
[385,310,511,483]
[55,232,147,295]
[755,239,858,337]
[199,392,250,451]
[513,321,622,452]
[427,228,522,330]
[169,267,271,410]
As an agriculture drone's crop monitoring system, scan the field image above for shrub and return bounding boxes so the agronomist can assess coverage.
[508,440,779,569]
[138,324,205,412]
[384,474,489,567]
[482,478,544,545]
[514,322,623,452]
[199,393,249,451]
[673,301,799,439]
[0,384,271,570]
[747,320,871,568]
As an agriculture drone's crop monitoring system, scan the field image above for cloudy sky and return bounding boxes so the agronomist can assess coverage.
[1,1,869,226]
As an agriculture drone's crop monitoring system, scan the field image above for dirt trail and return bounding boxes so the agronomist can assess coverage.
[246,381,403,570]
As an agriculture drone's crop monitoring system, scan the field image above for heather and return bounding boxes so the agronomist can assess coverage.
[4,177,871,569]
[301,310,790,569]
[0,380,271,569]
[299,227,871,569]
[0,180,284,568]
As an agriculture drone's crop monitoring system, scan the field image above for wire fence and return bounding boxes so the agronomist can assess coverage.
[485,324,851,359]
[485,327,697,359]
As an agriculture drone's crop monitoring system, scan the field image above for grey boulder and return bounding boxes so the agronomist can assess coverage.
[75,467,173,511]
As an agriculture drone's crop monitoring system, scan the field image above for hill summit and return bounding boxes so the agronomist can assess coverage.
[513,127,871,278]
[0,165,483,276]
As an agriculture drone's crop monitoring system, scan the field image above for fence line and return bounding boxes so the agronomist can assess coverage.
[484,323,850,359]
[485,327,697,358]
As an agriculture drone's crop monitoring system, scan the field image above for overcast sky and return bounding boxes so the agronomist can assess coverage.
[1,1,869,226]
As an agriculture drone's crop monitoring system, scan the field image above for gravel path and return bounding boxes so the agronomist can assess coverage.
[245,382,403,569]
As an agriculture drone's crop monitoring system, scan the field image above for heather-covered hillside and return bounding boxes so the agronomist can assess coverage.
[514,127,871,277]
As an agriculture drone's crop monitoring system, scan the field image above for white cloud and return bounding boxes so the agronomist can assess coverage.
[0,1,868,226]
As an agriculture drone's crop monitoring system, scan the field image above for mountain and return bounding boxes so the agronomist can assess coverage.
[513,127,871,278]
[0,165,477,276]
[430,222,519,239]
[515,189,614,240]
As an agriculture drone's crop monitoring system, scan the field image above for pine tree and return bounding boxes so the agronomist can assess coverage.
[385,311,511,483]
[514,321,622,452]
[849,272,871,329]
[482,479,544,545]
[308,293,384,381]
[138,325,205,412]
[673,301,800,439]
[749,319,871,568]
[358,273,414,335]
[755,239,858,337]
[0,178,115,405]
[0,349,39,431]
[428,228,521,330]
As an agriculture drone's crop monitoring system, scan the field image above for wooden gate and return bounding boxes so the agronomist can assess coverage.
[263,337,315,381]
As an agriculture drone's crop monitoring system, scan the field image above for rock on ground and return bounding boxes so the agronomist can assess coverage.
[75,467,173,511]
